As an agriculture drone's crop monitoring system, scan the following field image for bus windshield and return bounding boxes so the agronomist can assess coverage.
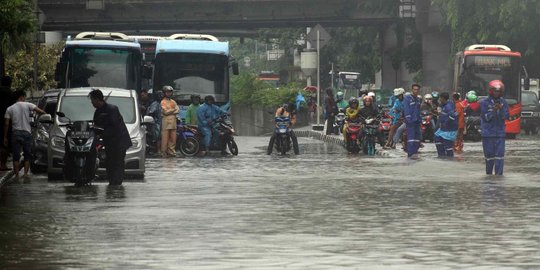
[67,48,139,90]
[153,53,228,104]
[463,55,521,103]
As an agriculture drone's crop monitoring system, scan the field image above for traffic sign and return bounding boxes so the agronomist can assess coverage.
[306,24,331,49]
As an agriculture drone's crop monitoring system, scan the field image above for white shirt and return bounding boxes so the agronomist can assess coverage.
[4,101,37,133]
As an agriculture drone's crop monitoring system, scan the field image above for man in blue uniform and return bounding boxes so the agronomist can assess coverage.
[197,95,227,155]
[480,80,509,175]
[434,92,458,158]
[403,84,422,158]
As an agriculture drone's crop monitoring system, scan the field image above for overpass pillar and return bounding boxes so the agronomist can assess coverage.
[416,0,452,92]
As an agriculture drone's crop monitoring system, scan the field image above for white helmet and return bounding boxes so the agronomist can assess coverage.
[393,88,405,96]
[368,92,375,97]
[424,93,433,100]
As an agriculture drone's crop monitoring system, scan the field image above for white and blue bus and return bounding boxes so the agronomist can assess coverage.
[153,34,239,107]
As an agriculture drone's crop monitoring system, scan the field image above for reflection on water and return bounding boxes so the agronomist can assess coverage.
[1,137,540,269]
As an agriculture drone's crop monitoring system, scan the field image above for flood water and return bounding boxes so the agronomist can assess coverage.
[1,135,540,269]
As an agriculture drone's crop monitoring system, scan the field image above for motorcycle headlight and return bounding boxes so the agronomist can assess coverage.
[36,129,49,142]
[51,136,65,148]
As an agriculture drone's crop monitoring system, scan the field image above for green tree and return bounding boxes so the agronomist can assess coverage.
[6,43,62,93]
[433,0,540,76]
[0,0,35,77]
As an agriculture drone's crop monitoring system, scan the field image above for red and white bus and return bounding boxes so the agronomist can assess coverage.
[453,44,529,137]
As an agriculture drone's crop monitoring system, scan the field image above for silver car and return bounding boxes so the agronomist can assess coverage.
[43,87,152,181]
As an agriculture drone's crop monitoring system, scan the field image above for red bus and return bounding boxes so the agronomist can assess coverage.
[453,44,529,138]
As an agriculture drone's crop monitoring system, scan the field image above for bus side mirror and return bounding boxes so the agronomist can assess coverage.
[524,79,531,91]
[232,62,239,75]
[54,62,63,82]
[142,65,153,79]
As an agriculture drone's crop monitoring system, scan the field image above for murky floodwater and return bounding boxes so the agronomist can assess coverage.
[2,135,540,269]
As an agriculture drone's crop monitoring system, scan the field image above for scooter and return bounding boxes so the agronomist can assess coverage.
[361,117,380,156]
[210,114,238,155]
[345,119,362,154]
[176,117,201,157]
[464,116,482,142]
[333,109,346,135]
[378,108,392,143]
[421,110,434,142]
[270,116,300,155]
[58,112,101,186]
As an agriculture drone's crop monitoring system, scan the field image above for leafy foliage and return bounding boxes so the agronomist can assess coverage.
[231,73,305,108]
[0,0,35,76]
[432,0,540,76]
[6,43,62,92]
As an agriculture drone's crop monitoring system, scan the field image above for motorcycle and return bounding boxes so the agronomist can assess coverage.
[421,110,434,142]
[361,117,380,156]
[464,116,482,142]
[345,119,362,154]
[378,108,392,143]
[333,109,346,135]
[270,116,300,155]
[58,112,101,186]
[210,114,238,155]
[176,117,201,157]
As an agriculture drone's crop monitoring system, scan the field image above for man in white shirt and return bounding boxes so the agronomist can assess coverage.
[4,90,45,178]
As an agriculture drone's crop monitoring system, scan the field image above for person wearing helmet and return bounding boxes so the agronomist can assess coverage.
[146,90,164,156]
[342,97,361,141]
[421,94,433,111]
[385,88,405,149]
[360,95,384,147]
[325,88,338,135]
[433,92,458,158]
[431,91,440,107]
[160,86,179,158]
[464,91,481,116]
[452,92,465,154]
[403,84,423,157]
[336,91,348,110]
[480,80,509,175]
[268,103,298,155]
[197,95,228,155]
[185,95,201,125]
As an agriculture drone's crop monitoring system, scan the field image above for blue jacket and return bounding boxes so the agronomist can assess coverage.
[439,101,458,132]
[403,93,421,125]
[390,98,403,125]
[480,96,509,138]
[388,95,397,107]
[197,103,227,128]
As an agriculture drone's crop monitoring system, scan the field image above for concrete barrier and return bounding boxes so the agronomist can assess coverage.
[0,171,15,190]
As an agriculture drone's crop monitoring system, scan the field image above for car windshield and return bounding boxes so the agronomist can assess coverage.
[58,96,136,124]
[522,92,538,106]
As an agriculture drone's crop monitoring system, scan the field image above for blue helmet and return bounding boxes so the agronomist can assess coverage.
[431,91,439,100]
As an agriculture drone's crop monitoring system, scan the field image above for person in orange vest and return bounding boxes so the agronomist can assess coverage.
[453,92,465,153]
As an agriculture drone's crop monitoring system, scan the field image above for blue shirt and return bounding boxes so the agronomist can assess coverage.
[197,103,227,128]
[390,98,403,126]
[403,93,421,125]
[480,96,509,138]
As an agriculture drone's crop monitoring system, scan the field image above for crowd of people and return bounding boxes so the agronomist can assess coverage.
[140,86,230,158]
[321,80,509,175]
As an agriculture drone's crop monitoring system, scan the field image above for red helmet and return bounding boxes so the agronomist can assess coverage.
[488,80,504,96]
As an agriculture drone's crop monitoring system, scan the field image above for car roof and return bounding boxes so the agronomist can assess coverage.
[59,87,135,98]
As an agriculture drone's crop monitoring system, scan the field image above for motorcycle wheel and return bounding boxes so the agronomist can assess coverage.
[279,137,287,155]
[292,135,300,155]
[267,135,275,155]
[180,137,200,157]
[228,140,239,156]
[347,139,359,154]
[362,138,369,155]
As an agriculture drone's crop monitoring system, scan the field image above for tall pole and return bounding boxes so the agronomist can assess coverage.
[32,0,39,100]
[306,27,312,87]
[331,62,334,89]
[316,30,320,126]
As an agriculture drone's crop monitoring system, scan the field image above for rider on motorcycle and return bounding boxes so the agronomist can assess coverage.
[342,97,361,141]
[267,104,297,155]
[359,96,384,146]
[464,91,481,116]
[197,95,227,155]
[336,91,348,111]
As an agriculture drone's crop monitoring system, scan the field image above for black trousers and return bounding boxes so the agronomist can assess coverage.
[105,146,127,185]
[326,114,335,135]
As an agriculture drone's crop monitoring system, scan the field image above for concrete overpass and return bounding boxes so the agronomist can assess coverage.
[39,0,397,32]
[37,0,452,91]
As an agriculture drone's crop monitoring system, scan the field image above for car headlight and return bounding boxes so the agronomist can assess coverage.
[130,138,140,149]
[51,136,65,148]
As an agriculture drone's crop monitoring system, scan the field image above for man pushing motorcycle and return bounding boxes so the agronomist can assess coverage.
[197,95,228,155]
